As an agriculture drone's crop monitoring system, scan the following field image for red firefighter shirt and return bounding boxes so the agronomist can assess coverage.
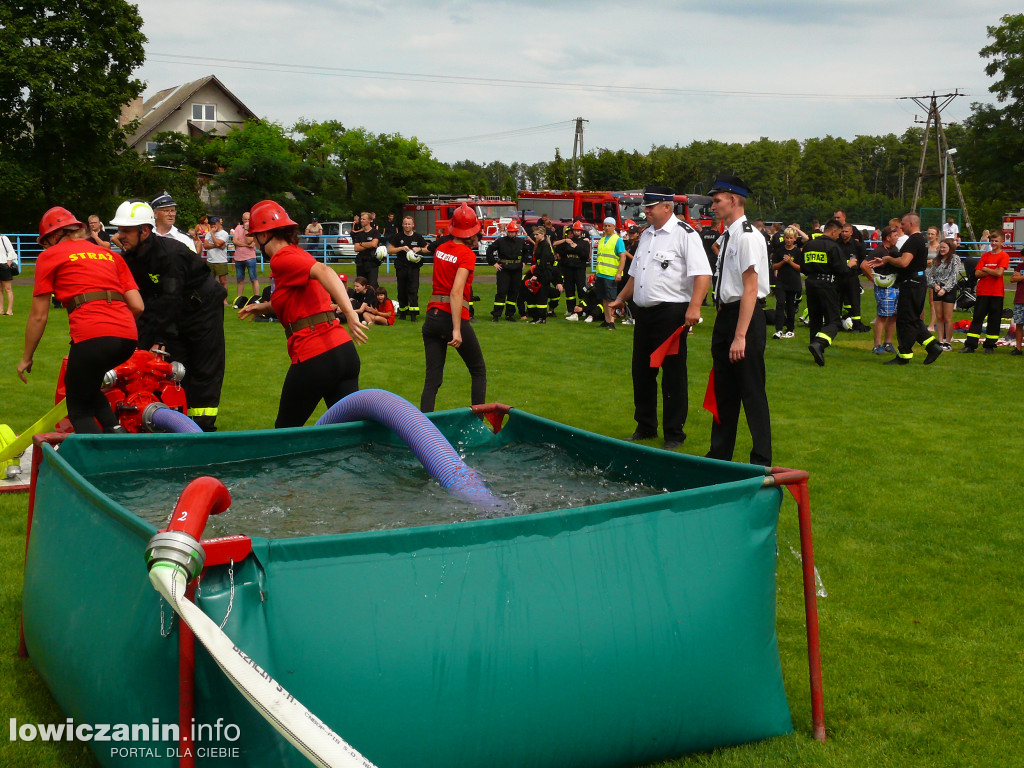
[975,250,1009,297]
[33,239,138,344]
[428,241,475,320]
[269,245,351,364]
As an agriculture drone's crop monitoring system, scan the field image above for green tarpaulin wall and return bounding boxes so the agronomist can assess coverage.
[23,408,792,768]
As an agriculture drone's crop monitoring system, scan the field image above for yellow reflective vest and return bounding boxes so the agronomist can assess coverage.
[596,235,621,278]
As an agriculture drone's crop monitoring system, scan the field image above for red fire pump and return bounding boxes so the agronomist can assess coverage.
[54,349,188,433]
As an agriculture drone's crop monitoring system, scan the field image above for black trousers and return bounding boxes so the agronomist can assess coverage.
[774,286,799,331]
[631,302,689,442]
[275,342,361,428]
[806,280,842,346]
[965,294,1004,349]
[164,301,226,431]
[548,267,562,313]
[561,264,587,310]
[64,336,137,433]
[395,266,421,316]
[895,281,935,357]
[840,272,862,321]
[708,301,772,466]
[420,308,486,412]
[356,257,379,287]
[492,266,521,318]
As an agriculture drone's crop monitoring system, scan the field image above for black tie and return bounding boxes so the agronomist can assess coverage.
[714,229,730,308]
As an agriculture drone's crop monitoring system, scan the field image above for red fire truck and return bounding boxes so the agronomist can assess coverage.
[1002,208,1024,248]
[516,189,714,230]
[403,195,519,240]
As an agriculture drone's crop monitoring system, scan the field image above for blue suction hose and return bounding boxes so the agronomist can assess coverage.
[316,389,502,509]
[143,404,203,434]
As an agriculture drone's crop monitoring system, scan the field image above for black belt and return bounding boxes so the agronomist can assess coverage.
[807,274,835,283]
[63,291,125,312]
[284,311,336,338]
[499,259,523,266]
[899,270,926,284]
[717,298,766,310]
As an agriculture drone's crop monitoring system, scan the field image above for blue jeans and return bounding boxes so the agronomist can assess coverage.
[234,259,258,282]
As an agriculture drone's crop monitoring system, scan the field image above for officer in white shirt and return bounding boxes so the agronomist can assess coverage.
[706,174,772,466]
[150,192,197,253]
[608,186,711,451]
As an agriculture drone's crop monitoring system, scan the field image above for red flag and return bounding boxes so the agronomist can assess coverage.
[649,326,684,367]
[703,369,720,424]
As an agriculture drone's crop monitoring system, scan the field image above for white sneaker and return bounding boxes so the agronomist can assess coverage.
[772,330,784,339]
[783,331,795,338]
[565,313,578,321]
[584,315,594,323]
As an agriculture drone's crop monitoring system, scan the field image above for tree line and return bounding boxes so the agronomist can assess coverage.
[2,5,1021,237]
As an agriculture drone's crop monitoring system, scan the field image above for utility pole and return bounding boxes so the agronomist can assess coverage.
[900,90,976,241]
[570,117,588,189]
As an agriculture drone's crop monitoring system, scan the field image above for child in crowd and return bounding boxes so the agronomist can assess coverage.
[363,287,395,326]
[347,276,376,322]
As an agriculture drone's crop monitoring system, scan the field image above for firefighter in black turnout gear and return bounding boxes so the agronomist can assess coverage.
[111,200,227,430]
[486,221,529,321]
[525,227,561,323]
[837,223,869,331]
[553,221,590,319]
[388,214,428,320]
[803,219,847,367]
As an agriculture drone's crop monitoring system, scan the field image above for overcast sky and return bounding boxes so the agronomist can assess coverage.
[133,0,1009,165]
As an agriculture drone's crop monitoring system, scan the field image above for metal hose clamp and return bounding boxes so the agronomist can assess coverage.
[144,530,206,581]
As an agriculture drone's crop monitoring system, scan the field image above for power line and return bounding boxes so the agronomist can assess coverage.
[147,51,907,101]
[426,121,574,146]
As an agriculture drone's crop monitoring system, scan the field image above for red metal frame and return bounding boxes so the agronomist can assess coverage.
[769,467,827,743]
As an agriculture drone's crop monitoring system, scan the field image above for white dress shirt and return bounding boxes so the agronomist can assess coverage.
[714,215,770,303]
[628,217,711,306]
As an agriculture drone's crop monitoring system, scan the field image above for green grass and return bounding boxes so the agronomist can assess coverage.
[1,268,1022,767]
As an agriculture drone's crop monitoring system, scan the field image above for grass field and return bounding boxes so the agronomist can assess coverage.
[1,266,1022,767]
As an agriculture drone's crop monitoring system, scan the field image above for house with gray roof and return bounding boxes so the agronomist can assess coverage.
[121,75,257,155]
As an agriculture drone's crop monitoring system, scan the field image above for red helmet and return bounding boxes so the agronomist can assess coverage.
[572,220,585,231]
[624,219,636,228]
[448,202,481,238]
[586,273,596,286]
[248,200,298,234]
[340,273,348,282]
[38,207,84,244]
[525,276,542,294]
[506,221,520,234]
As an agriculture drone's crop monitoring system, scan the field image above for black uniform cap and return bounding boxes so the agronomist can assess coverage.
[150,191,176,209]
[707,174,751,198]
[642,186,675,205]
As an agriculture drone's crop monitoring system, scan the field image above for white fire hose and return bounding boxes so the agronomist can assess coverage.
[145,477,378,768]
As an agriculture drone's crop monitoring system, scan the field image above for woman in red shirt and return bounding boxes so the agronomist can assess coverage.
[420,203,487,412]
[239,200,368,427]
[17,207,143,433]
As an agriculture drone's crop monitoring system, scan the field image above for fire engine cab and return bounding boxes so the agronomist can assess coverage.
[517,190,714,230]
[403,195,519,241]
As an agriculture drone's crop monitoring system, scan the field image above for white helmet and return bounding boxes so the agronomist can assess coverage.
[407,250,422,264]
[841,317,854,331]
[110,200,156,228]
[873,272,896,288]
[375,245,388,262]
